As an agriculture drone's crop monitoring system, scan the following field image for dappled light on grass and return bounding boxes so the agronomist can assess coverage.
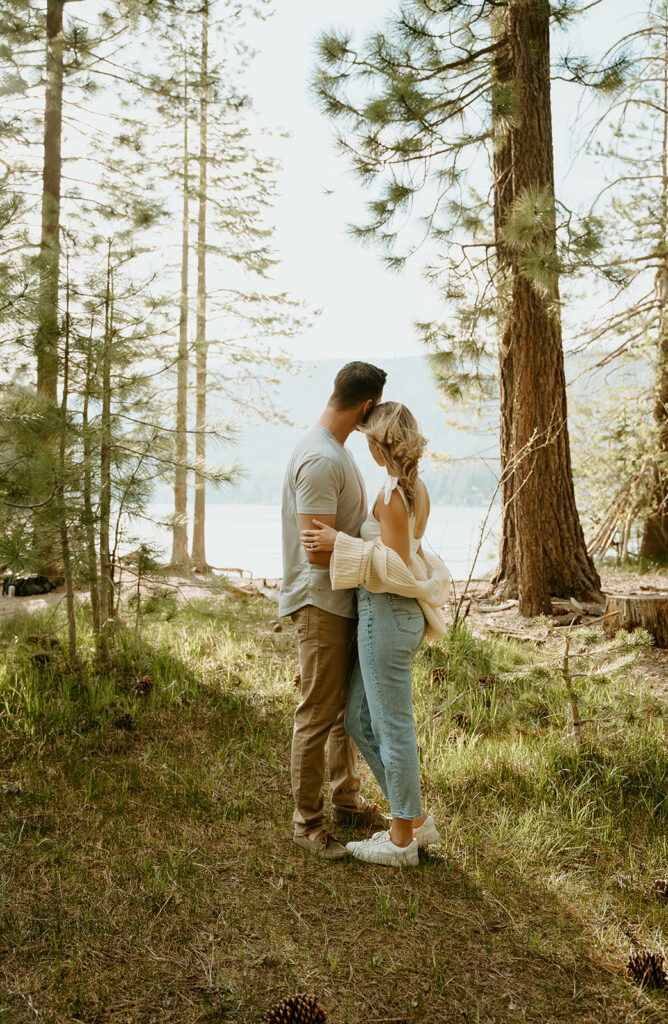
[0,600,666,1022]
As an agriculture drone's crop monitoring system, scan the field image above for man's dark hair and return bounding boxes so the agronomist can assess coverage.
[329,361,387,410]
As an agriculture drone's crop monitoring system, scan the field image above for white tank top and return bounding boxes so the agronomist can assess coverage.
[360,475,423,556]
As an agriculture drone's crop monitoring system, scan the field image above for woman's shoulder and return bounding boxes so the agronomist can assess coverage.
[377,487,409,522]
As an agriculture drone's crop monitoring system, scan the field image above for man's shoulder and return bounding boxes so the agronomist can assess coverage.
[290,427,344,470]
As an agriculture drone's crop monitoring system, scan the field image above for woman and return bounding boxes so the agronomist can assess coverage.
[301,402,450,867]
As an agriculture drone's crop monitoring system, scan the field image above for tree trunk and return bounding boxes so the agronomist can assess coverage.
[490,12,517,600]
[191,5,209,573]
[99,244,113,661]
[605,594,668,647]
[58,261,76,659]
[171,54,191,567]
[640,21,668,562]
[488,1,602,615]
[35,0,64,400]
[82,320,101,634]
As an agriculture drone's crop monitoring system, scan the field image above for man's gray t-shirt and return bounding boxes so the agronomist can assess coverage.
[279,425,368,619]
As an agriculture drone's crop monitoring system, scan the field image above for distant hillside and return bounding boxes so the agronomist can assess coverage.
[153,356,499,507]
[152,352,648,507]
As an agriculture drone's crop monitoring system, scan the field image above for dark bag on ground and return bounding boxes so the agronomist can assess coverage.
[2,575,55,596]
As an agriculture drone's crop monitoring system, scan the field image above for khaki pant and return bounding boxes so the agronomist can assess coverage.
[290,604,362,836]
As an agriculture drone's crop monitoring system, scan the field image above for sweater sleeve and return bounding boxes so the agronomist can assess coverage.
[331,532,451,606]
[329,532,373,590]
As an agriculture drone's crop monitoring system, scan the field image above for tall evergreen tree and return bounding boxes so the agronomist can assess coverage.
[191,0,210,572]
[315,0,616,615]
[577,0,668,562]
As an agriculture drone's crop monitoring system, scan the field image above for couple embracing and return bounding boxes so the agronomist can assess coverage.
[279,362,451,867]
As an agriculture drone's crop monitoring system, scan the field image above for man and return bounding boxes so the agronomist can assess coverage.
[280,361,387,859]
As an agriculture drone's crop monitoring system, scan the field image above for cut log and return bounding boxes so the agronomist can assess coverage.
[604,594,668,647]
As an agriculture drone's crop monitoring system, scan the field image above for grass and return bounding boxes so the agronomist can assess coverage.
[0,597,666,1024]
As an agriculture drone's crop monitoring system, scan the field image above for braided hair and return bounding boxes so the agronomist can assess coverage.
[361,402,427,511]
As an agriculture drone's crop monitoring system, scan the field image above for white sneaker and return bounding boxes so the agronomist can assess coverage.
[413,815,441,847]
[346,830,419,867]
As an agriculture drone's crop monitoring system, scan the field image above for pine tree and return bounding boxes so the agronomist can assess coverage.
[173,46,191,568]
[191,0,210,572]
[315,0,619,616]
[576,0,668,562]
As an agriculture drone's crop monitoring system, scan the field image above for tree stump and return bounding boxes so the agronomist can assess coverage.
[604,594,668,647]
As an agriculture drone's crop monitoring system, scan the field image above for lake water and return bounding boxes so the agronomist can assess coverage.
[127,503,500,581]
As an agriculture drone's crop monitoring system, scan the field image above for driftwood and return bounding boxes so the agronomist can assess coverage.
[604,594,668,647]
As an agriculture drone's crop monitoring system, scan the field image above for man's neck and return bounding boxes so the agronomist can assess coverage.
[317,405,359,445]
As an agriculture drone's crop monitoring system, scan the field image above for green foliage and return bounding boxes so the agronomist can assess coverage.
[313,0,619,412]
[570,1,668,555]
[0,524,50,573]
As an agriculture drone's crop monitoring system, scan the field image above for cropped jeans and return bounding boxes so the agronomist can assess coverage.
[345,586,426,821]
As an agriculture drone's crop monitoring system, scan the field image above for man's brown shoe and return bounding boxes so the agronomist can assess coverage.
[294,826,347,860]
[332,801,389,828]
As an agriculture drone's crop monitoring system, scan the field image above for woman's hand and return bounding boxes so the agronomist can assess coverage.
[301,518,338,554]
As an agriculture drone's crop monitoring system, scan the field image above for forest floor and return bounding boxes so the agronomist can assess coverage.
[0,581,666,1024]
[4,565,667,701]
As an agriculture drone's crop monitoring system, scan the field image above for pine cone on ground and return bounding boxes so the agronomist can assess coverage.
[626,949,667,989]
[263,994,327,1024]
[654,878,668,898]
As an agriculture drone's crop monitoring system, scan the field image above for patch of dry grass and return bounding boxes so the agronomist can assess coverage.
[0,598,666,1023]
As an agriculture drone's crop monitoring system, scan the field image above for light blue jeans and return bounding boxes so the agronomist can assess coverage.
[345,586,426,821]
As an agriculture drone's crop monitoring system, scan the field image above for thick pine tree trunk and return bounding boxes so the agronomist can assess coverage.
[35,0,64,400]
[640,31,668,562]
[489,0,602,615]
[491,14,517,599]
[191,5,209,573]
[171,57,191,567]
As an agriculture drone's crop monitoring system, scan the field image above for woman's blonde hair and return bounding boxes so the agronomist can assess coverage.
[361,402,427,511]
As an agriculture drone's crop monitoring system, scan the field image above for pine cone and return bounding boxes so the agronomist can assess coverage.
[626,949,667,989]
[263,994,327,1024]
[654,878,668,898]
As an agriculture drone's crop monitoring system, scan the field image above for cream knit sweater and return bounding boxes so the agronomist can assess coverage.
[330,532,453,642]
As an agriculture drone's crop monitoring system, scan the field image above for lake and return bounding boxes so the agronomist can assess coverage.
[127,503,500,581]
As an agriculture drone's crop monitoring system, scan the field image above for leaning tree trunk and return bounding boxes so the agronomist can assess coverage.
[640,25,668,562]
[191,4,209,573]
[35,0,64,400]
[488,0,602,616]
[171,54,191,567]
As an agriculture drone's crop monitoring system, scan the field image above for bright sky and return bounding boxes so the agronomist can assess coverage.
[240,0,641,361]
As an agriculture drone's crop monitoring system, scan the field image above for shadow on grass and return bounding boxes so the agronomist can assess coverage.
[0,603,666,1023]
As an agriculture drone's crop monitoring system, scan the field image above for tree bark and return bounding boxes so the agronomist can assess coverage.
[35,0,64,400]
[82,320,101,634]
[490,12,517,600]
[99,243,113,662]
[605,594,668,647]
[640,20,668,562]
[171,53,191,567]
[58,261,76,659]
[191,4,209,572]
[488,1,602,615]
